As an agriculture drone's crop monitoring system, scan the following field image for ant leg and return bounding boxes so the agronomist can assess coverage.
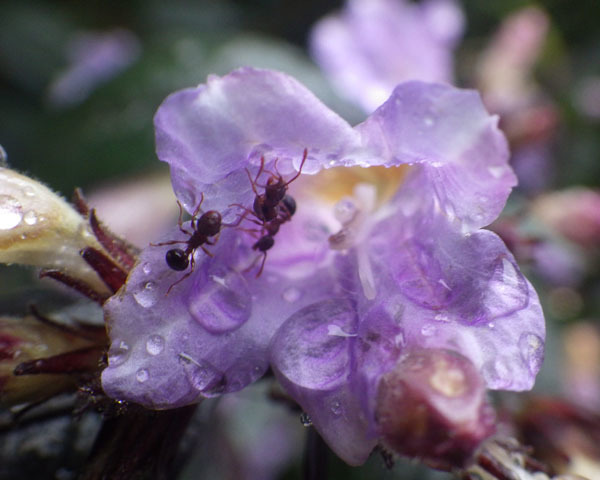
[150,240,188,247]
[175,201,192,235]
[284,148,308,186]
[166,253,195,295]
[200,245,214,257]
[191,192,205,218]
[205,232,221,246]
[255,252,268,278]
[244,155,266,195]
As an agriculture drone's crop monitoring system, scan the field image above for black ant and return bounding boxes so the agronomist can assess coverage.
[233,149,307,276]
[151,193,221,293]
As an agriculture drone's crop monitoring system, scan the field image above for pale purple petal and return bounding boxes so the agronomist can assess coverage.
[270,299,377,465]
[357,81,516,230]
[362,208,545,391]
[310,0,463,112]
[102,224,338,408]
[154,68,361,217]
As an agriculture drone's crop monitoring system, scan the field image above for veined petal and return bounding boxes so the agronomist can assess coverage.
[357,81,516,230]
[364,207,545,391]
[101,225,338,408]
[154,67,361,217]
[270,299,377,465]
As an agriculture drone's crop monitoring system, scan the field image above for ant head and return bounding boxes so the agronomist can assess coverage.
[166,249,189,271]
[265,177,287,203]
[196,210,222,236]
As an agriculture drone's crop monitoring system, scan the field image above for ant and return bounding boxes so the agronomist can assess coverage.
[233,149,307,276]
[151,193,221,293]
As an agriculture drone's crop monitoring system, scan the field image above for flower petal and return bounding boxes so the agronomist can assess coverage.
[270,299,377,465]
[154,67,361,217]
[310,0,462,112]
[365,207,545,390]
[101,225,339,408]
[357,81,516,230]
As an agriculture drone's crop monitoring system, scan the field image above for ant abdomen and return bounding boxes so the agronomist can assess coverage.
[253,235,274,253]
[281,195,296,216]
[166,249,189,271]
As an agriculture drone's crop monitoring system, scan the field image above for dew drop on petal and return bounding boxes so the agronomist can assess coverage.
[142,262,152,275]
[146,334,165,356]
[133,281,158,308]
[108,340,130,366]
[519,332,544,375]
[136,368,149,383]
[188,270,251,333]
[423,116,435,127]
[421,324,436,337]
[179,353,224,395]
[0,195,23,230]
[23,211,37,225]
[300,412,313,427]
[485,256,528,319]
[330,400,343,417]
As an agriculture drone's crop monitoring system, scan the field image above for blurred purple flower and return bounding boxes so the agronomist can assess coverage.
[47,29,141,108]
[101,68,544,465]
[310,0,464,113]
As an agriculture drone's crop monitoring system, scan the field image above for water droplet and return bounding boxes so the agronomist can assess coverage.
[136,368,149,383]
[146,335,165,356]
[133,281,158,308]
[423,116,434,127]
[282,287,301,303]
[142,262,152,275]
[188,269,251,333]
[421,324,436,337]
[108,340,130,366]
[488,322,495,329]
[179,353,224,395]
[0,195,22,230]
[519,333,544,375]
[300,412,312,427]
[485,256,528,319]
[330,400,343,416]
[23,211,37,225]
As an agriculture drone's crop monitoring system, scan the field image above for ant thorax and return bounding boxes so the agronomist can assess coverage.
[231,149,308,277]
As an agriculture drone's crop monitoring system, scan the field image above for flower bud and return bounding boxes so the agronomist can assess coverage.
[375,348,496,470]
[0,315,95,406]
[0,167,109,294]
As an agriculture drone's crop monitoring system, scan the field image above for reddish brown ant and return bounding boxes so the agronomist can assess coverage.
[151,193,221,293]
[232,149,307,276]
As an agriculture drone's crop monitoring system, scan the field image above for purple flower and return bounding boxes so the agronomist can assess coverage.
[101,68,544,465]
[310,0,464,112]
